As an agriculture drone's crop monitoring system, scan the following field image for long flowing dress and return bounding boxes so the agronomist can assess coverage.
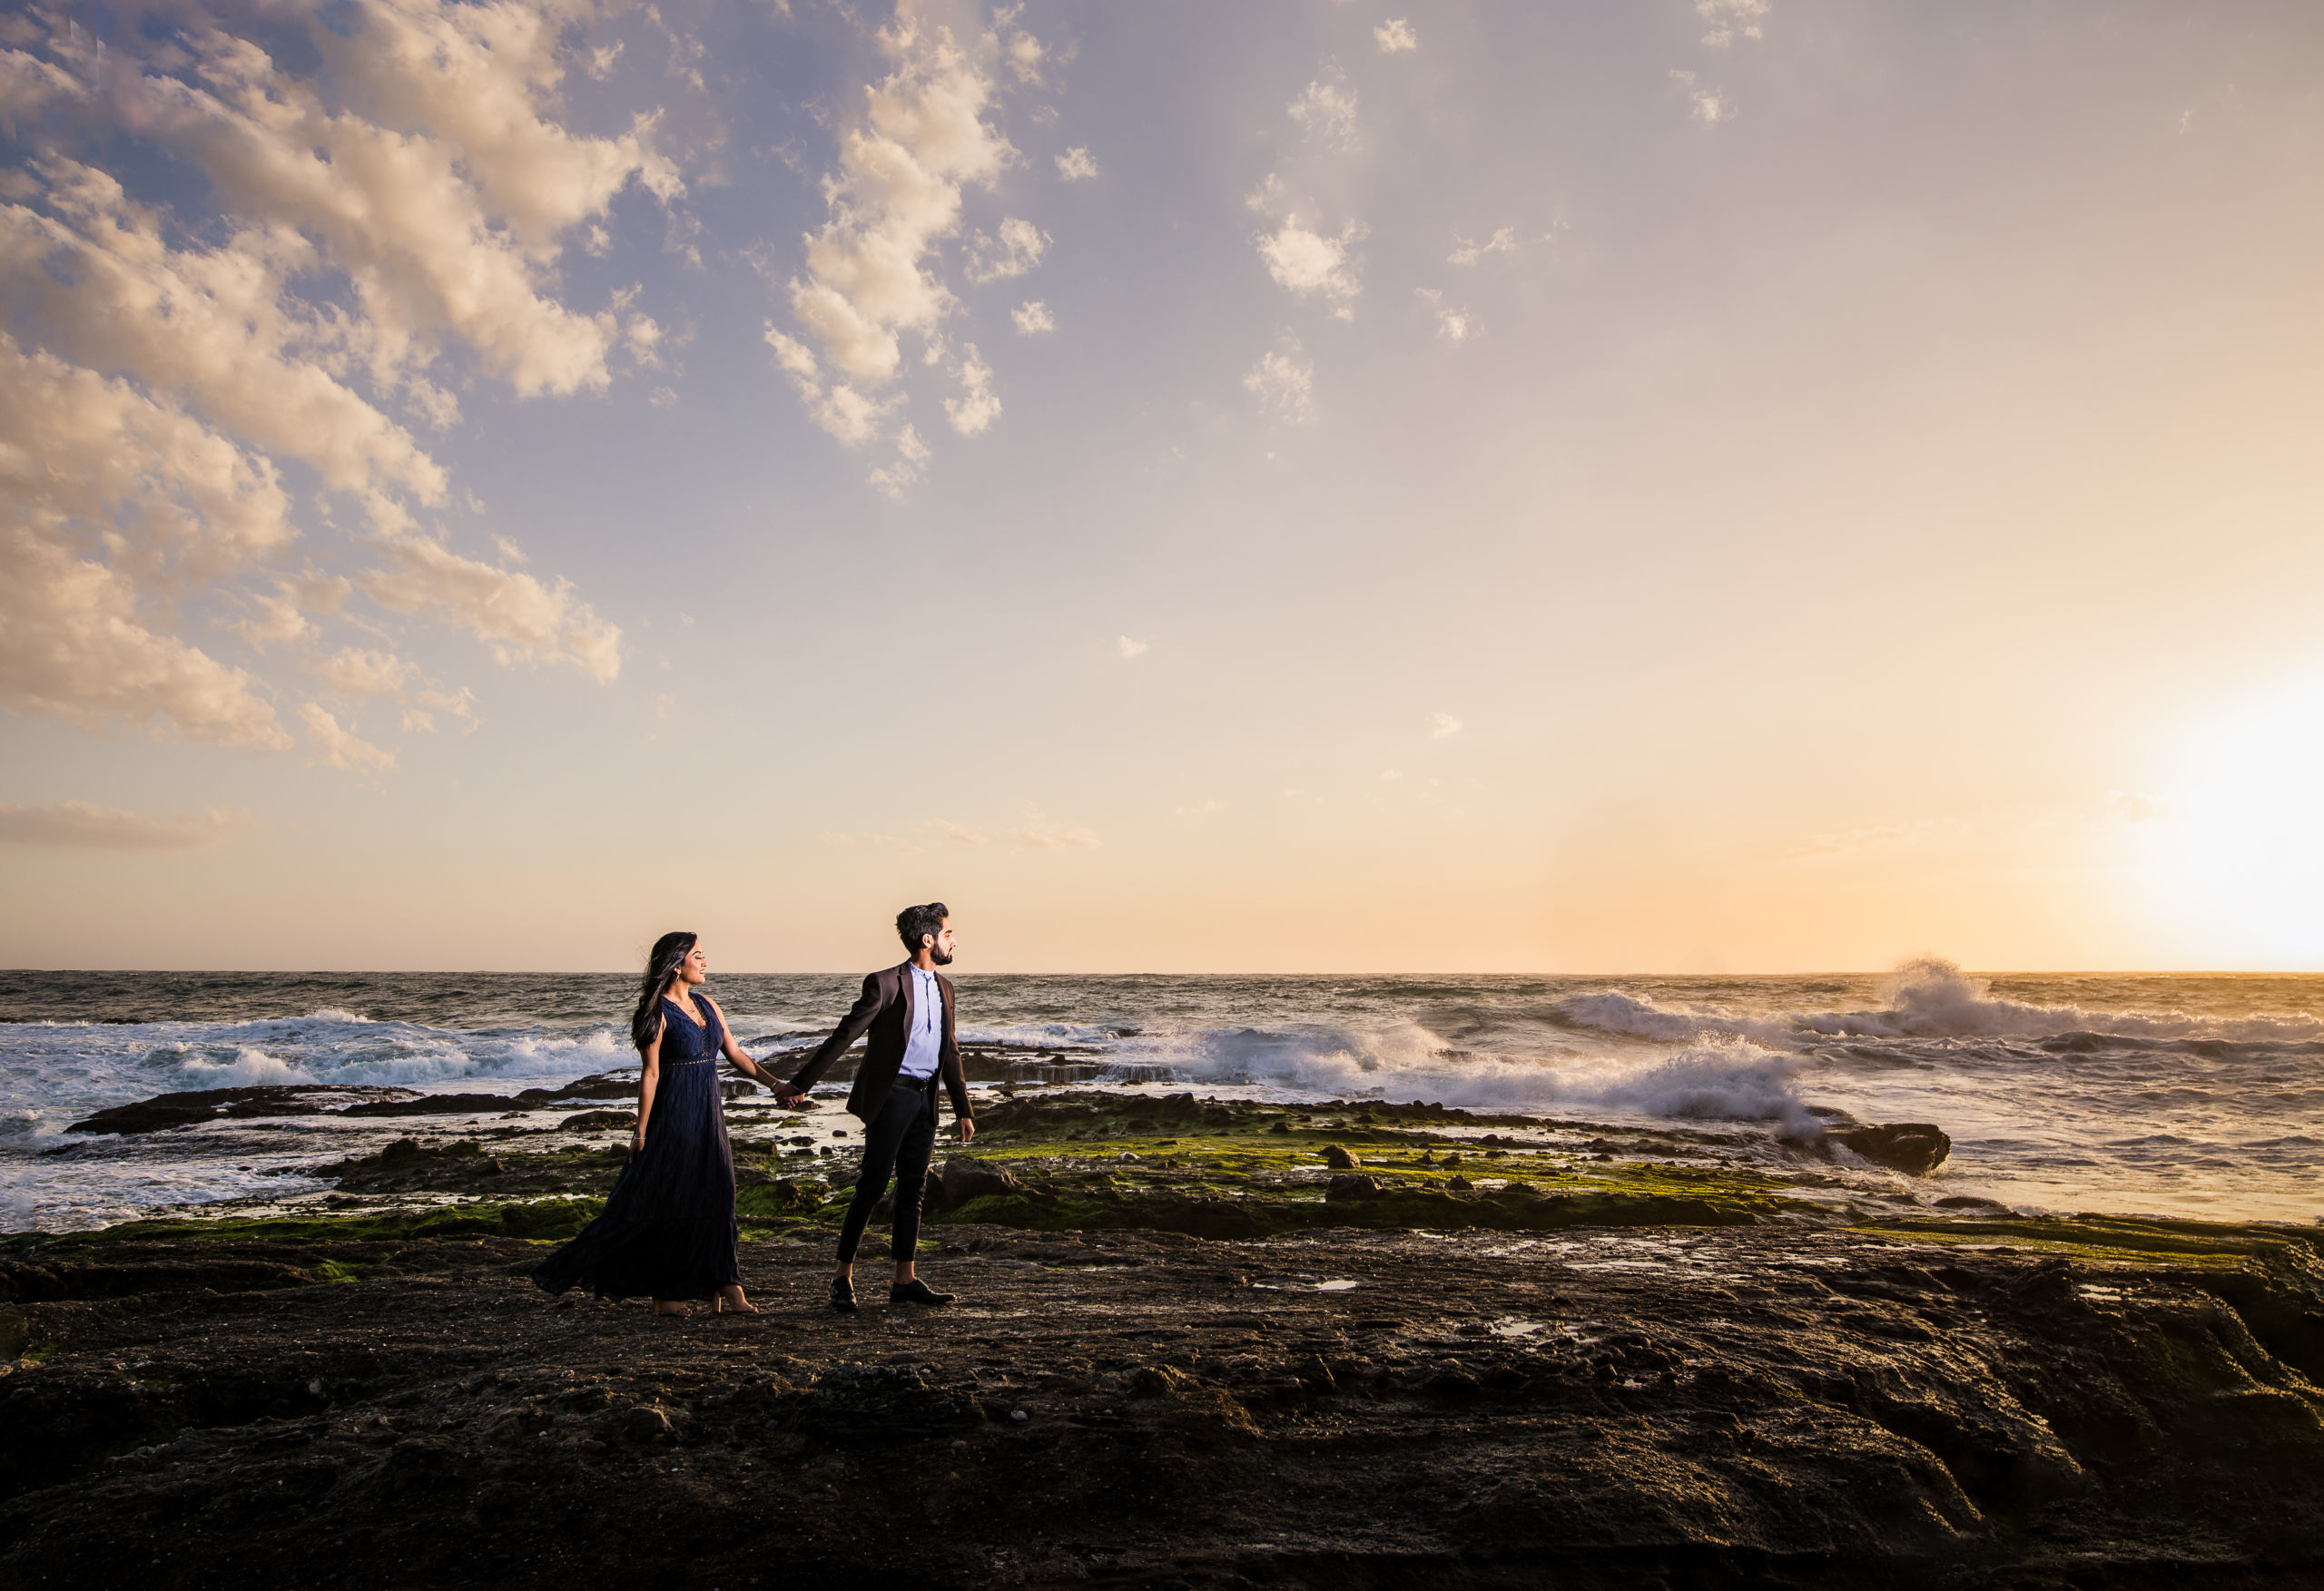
[533,996,742,1301]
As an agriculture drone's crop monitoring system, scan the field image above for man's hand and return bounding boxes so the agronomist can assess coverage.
[956,1116,976,1145]
[773,1086,811,1108]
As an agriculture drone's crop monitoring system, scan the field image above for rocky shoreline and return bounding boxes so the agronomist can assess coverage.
[5,1077,2323,1587]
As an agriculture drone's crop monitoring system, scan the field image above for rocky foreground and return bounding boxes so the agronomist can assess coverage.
[5,1085,2323,1587]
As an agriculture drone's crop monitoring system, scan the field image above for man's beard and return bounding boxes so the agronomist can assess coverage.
[930,947,954,966]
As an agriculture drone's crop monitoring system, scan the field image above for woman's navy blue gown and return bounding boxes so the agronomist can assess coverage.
[533,997,742,1301]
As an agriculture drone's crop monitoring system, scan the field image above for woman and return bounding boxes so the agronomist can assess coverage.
[534,931,792,1316]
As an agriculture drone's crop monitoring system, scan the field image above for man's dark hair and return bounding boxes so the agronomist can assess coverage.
[896,902,949,953]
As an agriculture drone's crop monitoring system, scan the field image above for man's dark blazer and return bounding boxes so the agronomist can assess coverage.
[786,961,972,1123]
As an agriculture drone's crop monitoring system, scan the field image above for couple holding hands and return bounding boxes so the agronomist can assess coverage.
[532,903,974,1316]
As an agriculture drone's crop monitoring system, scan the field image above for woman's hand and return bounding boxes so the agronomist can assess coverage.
[629,1126,646,1160]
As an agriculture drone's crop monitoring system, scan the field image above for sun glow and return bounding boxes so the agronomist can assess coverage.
[2153,676,2324,967]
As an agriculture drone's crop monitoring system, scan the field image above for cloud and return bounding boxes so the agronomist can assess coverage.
[767,325,895,445]
[1698,0,1771,47]
[1175,797,1224,817]
[1670,69,1732,123]
[1447,227,1517,266]
[1430,712,1462,738]
[778,22,1016,387]
[1415,290,1475,343]
[300,702,396,773]
[235,572,350,653]
[1374,19,1418,53]
[1244,340,1316,422]
[1004,810,1100,849]
[1289,77,1358,150]
[0,800,249,851]
[1118,635,1148,659]
[1012,300,1056,334]
[360,534,622,682]
[1000,21,1046,85]
[1257,218,1364,311]
[944,344,1001,435]
[1055,146,1099,181]
[931,819,991,846]
[0,4,648,760]
[314,647,419,697]
[0,524,291,750]
[869,423,932,501]
[2108,791,2172,822]
[964,216,1049,284]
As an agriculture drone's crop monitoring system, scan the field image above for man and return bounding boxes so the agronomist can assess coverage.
[777,902,975,1311]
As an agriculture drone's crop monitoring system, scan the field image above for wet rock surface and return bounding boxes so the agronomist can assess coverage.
[13,1084,2324,1586]
[2,1215,2322,1589]
[1837,1124,1954,1177]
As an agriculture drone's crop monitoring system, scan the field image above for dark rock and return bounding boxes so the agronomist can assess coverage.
[1324,1144,1362,1169]
[931,1158,1024,1213]
[339,1094,527,1118]
[1325,1174,1383,1203]
[803,1364,980,1440]
[66,1085,412,1135]
[1935,1194,2011,1213]
[1837,1123,1952,1176]
[1445,1174,1472,1191]
[1130,1364,1189,1396]
[557,1111,638,1133]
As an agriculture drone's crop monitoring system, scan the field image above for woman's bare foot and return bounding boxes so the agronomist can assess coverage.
[714,1286,760,1315]
[652,1299,692,1317]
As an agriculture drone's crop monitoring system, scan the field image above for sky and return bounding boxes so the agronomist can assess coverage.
[3,0,2322,975]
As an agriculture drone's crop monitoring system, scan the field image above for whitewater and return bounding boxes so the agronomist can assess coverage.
[3,960,2319,1231]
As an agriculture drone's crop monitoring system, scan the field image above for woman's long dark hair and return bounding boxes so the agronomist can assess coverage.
[630,931,697,1054]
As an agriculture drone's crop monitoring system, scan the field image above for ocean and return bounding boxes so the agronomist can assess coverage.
[3,960,2319,1233]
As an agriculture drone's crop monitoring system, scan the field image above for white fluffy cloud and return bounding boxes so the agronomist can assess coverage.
[314,647,419,697]
[1054,146,1099,181]
[767,17,1040,493]
[1375,19,1418,54]
[869,423,933,502]
[0,1,647,761]
[1118,635,1148,659]
[1448,227,1517,266]
[0,800,248,851]
[1698,0,1771,47]
[1430,712,1462,738]
[1012,300,1056,333]
[1245,340,1316,422]
[944,344,1001,435]
[965,217,1049,285]
[783,23,1016,384]
[360,534,622,682]
[1416,290,1475,343]
[300,702,396,773]
[1671,69,1733,124]
[1289,78,1359,150]
[1257,218,1364,312]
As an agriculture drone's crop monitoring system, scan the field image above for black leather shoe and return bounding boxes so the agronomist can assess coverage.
[829,1275,857,1313]
[890,1279,955,1306]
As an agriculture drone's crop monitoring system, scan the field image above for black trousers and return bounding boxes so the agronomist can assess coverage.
[836,1078,939,1264]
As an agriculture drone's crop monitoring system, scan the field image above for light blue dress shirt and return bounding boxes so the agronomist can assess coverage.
[898,964,944,1080]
